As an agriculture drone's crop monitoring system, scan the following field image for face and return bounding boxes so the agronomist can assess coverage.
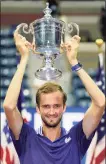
[36,91,66,128]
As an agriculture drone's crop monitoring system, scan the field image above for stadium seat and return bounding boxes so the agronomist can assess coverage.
[1,89,7,99]
[1,38,15,48]
[1,27,15,37]
[1,58,17,67]
[76,98,91,108]
[1,48,16,58]
[1,68,16,78]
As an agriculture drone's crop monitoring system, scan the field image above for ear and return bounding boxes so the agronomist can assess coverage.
[36,105,40,114]
[63,104,66,113]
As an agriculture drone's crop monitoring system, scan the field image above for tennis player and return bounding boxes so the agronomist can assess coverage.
[3,30,105,164]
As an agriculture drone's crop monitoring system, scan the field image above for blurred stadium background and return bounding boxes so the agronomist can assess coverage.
[1,0,105,164]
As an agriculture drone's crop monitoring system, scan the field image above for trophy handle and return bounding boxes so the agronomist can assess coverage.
[16,23,32,34]
[67,22,79,36]
[16,23,34,43]
[15,23,36,53]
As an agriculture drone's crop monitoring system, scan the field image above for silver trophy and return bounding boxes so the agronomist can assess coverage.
[16,3,79,80]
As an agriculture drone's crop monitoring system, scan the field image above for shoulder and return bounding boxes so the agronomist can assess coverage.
[22,122,35,133]
[65,120,84,139]
[67,120,95,141]
[68,120,83,133]
[16,122,37,140]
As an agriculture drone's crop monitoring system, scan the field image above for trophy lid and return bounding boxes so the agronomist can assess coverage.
[31,3,65,27]
[43,2,52,19]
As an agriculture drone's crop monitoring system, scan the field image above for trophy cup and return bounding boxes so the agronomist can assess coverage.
[16,3,79,80]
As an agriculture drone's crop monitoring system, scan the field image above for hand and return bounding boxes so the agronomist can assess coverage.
[14,29,35,59]
[61,35,81,65]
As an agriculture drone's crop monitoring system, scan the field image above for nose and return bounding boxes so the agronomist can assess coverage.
[49,107,55,115]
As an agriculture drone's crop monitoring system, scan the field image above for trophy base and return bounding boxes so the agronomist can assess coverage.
[35,67,62,81]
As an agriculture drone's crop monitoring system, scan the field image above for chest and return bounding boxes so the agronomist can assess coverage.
[21,135,80,164]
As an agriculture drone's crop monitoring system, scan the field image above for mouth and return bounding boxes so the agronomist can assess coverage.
[45,116,58,123]
[48,116,58,120]
[42,115,62,128]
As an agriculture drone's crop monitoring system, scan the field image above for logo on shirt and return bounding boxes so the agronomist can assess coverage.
[65,137,71,143]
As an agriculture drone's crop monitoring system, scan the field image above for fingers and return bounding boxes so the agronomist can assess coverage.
[14,29,27,42]
[60,35,81,51]
[61,43,72,50]
[13,29,22,42]
[14,29,35,47]
[72,35,81,42]
[25,41,32,47]
[13,29,18,37]
[14,32,31,47]
[14,33,26,42]
[32,42,36,51]
[64,43,72,51]
[60,43,67,52]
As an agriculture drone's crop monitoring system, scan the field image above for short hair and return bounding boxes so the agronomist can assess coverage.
[36,82,67,107]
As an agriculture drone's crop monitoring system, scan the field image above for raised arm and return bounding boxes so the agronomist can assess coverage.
[63,36,105,138]
[3,31,33,139]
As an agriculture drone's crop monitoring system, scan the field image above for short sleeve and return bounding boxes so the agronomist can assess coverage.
[9,122,35,157]
[71,120,96,159]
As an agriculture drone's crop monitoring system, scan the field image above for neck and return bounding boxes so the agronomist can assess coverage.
[42,124,61,142]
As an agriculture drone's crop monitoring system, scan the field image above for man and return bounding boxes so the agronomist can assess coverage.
[3,30,105,164]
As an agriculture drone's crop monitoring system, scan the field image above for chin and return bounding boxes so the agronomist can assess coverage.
[46,122,59,128]
[42,117,62,128]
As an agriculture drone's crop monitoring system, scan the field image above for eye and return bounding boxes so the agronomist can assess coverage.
[54,104,61,108]
[42,105,50,109]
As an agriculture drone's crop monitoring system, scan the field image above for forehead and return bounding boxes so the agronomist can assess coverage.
[40,91,63,104]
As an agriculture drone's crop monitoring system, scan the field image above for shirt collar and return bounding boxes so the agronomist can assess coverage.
[37,126,67,137]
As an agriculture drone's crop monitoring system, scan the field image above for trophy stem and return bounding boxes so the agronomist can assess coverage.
[35,52,62,81]
[43,53,54,68]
